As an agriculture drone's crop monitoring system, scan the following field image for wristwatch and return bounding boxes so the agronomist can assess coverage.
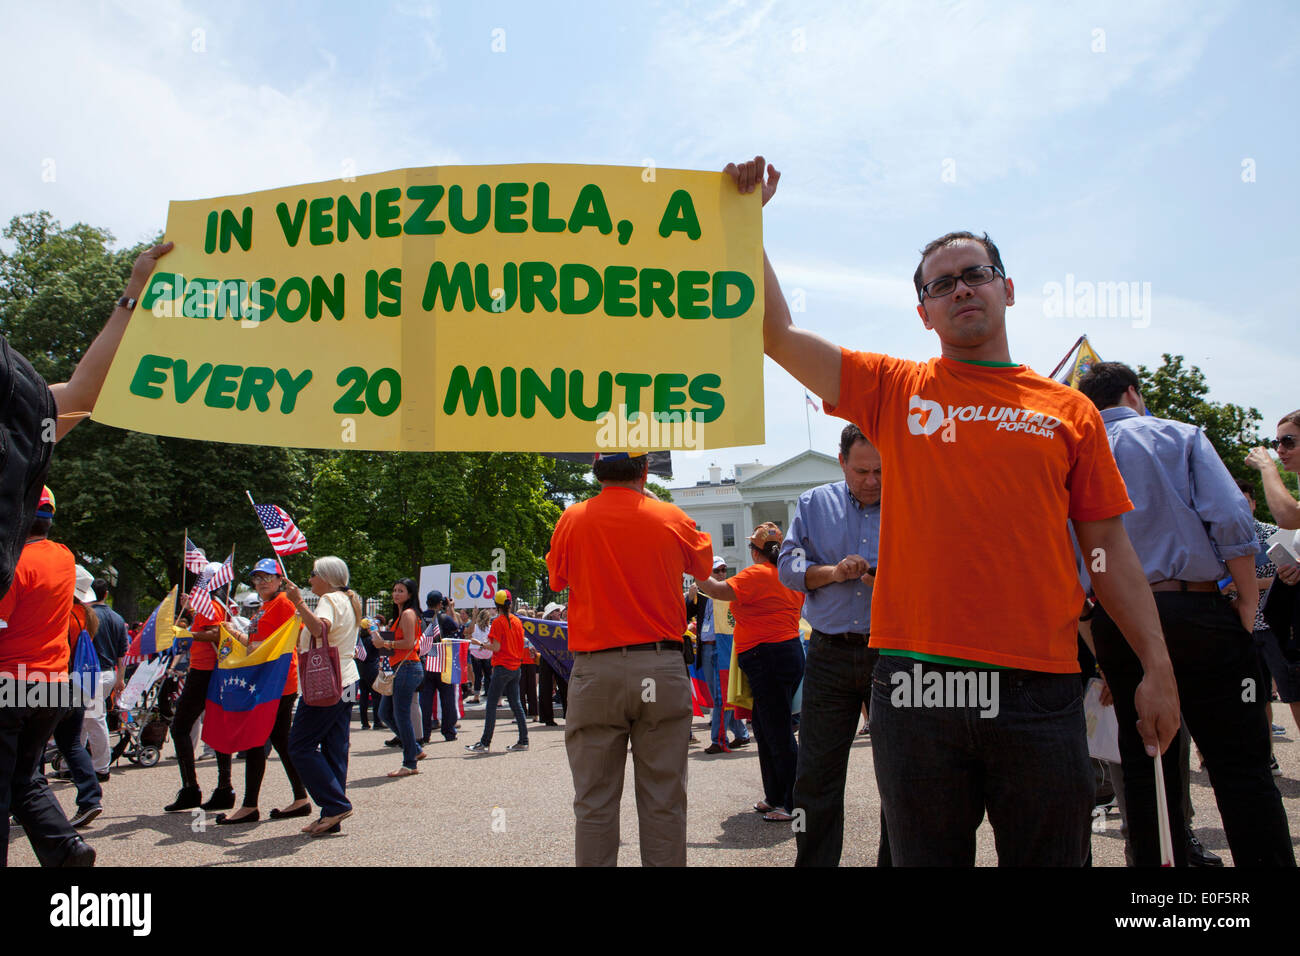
[116,294,138,311]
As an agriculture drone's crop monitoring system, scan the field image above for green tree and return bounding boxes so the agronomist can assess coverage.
[0,212,317,618]
[1137,353,1297,517]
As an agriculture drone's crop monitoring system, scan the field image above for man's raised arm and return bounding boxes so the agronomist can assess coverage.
[725,156,842,408]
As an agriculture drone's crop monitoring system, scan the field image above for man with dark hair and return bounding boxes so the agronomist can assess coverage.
[0,487,95,866]
[779,423,885,866]
[85,579,128,779]
[547,451,713,866]
[419,590,460,743]
[728,154,1179,866]
[1077,361,1293,866]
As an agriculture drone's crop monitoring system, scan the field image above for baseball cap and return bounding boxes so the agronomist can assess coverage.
[73,565,96,603]
[37,485,56,517]
[749,522,783,550]
[712,556,727,571]
[251,557,281,577]
[494,588,512,606]
[427,590,444,607]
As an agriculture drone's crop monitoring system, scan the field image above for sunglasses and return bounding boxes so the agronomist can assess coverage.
[1269,435,1298,451]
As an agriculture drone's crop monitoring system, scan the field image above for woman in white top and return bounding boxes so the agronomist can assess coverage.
[285,556,362,836]
[467,608,494,703]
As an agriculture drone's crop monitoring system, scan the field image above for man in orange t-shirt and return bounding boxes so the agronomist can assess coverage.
[726,155,1180,865]
[547,452,713,867]
[465,590,530,754]
[0,487,95,866]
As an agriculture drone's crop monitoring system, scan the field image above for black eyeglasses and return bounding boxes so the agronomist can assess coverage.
[919,264,1005,301]
[1270,435,1298,451]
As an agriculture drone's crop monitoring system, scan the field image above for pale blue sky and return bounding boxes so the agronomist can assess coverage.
[3,0,1296,482]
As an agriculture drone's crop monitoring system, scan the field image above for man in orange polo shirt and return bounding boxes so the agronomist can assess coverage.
[0,487,95,866]
[547,452,713,866]
[727,155,1180,865]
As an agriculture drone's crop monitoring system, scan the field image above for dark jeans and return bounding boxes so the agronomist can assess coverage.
[539,659,568,723]
[51,707,100,812]
[357,662,382,726]
[240,693,306,808]
[520,662,539,717]
[378,660,425,769]
[470,655,492,695]
[1093,593,1295,867]
[288,698,353,817]
[481,666,528,747]
[871,654,1093,866]
[419,670,458,740]
[0,702,81,867]
[793,631,887,866]
[171,667,232,791]
[737,638,805,813]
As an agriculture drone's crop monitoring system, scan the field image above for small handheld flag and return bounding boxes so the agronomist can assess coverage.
[249,496,308,557]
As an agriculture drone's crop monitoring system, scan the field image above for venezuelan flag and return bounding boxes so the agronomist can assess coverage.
[138,587,178,656]
[201,614,299,754]
[426,639,470,683]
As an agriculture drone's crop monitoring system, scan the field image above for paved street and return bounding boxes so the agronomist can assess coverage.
[11,700,1300,866]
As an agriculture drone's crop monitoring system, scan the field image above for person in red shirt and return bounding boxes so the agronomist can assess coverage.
[547,452,714,866]
[465,589,530,754]
[162,568,236,813]
[0,487,95,866]
[698,523,806,821]
[215,558,310,824]
[726,155,1180,865]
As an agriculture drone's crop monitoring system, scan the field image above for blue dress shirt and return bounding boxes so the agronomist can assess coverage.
[777,481,880,634]
[1092,406,1258,584]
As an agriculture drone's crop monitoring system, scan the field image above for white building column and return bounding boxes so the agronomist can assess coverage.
[785,499,796,532]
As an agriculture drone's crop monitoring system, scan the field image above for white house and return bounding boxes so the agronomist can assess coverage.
[670,450,843,573]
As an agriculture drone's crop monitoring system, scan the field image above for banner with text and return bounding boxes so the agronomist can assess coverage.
[450,571,499,608]
[94,164,765,451]
[519,616,572,682]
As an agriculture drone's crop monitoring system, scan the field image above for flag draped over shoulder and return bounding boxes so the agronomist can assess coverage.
[138,587,178,656]
[201,615,299,753]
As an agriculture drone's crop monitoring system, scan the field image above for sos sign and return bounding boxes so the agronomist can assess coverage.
[450,571,498,608]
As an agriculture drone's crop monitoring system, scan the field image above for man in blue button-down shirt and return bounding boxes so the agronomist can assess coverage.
[1079,362,1293,867]
[778,423,884,866]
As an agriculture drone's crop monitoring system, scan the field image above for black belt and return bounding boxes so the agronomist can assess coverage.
[581,640,679,655]
[813,628,870,645]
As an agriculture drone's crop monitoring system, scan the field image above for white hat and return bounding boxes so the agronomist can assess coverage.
[542,601,566,618]
[73,565,96,604]
[712,556,727,571]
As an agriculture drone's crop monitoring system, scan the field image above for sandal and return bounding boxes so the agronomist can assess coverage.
[753,801,775,813]
[305,809,353,834]
[763,809,795,822]
[387,766,419,777]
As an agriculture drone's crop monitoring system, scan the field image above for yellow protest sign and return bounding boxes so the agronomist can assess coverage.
[93,164,765,452]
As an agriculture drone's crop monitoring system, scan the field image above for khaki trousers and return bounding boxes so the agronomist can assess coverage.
[565,644,692,866]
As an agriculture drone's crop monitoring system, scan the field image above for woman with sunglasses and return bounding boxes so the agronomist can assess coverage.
[374,578,425,777]
[694,522,805,822]
[1246,412,1300,537]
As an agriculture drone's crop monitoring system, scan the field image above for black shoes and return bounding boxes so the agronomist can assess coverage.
[165,786,203,812]
[215,810,260,825]
[1186,828,1223,867]
[729,737,751,748]
[59,837,96,867]
[201,787,237,811]
[269,804,312,819]
[384,737,401,748]
[95,771,111,783]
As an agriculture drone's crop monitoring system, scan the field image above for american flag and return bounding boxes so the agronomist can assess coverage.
[805,392,821,412]
[188,586,217,621]
[184,537,208,573]
[253,503,308,556]
[419,618,441,657]
[354,636,367,662]
[188,552,234,620]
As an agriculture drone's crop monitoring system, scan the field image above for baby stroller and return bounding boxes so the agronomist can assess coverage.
[110,653,183,768]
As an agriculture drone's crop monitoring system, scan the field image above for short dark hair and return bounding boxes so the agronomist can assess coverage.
[27,515,51,538]
[1077,362,1141,410]
[593,455,648,484]
[913,231,1006,301]
[839,423,871,459]
[93,578,110,601]
[1235,478,1256,498]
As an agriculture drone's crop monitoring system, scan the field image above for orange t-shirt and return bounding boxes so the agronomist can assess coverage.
[729,562,805,654]
[253,592,298,694]
[0,538,75,680]
[389,610,422,667]
[824,349,1132,672]
[547,486,714,652]
[189,603,226,671]
[488,614,526,670]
